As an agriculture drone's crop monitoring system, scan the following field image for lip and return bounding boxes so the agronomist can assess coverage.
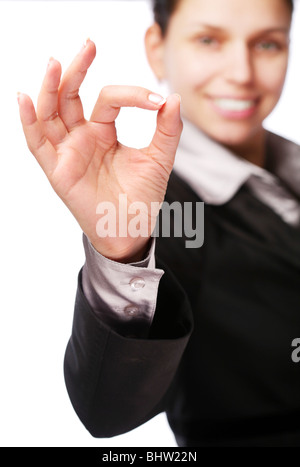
[208,95,260,120]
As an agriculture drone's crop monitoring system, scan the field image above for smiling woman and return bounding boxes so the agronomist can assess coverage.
[7,0,300,448]
[147,0,293,164]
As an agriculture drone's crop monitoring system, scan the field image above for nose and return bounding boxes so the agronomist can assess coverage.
[224,42,254,86]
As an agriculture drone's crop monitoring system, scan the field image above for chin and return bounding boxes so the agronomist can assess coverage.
[213,132,254,148]
[201,120,264,149]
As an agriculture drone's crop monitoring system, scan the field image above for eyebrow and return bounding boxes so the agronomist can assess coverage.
[187,23,290,35]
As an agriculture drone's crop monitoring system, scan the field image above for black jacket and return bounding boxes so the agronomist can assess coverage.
[64,172,300,447]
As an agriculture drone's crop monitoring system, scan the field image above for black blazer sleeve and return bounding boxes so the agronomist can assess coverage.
[63,261,193,438]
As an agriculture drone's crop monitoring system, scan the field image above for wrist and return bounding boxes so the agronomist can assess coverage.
[89,236,152,264]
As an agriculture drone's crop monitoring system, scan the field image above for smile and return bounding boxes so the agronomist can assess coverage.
[209,97,259,119]
[213,98,257,111]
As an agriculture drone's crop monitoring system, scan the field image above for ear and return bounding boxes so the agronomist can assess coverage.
[144,23,166,81]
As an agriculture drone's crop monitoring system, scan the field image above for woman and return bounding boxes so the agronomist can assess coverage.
[18,0,300,447]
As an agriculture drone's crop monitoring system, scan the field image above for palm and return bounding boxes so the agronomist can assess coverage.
[52,119,168,226]
[52,121,166,199]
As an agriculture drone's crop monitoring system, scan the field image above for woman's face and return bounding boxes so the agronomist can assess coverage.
[148,0,292,148]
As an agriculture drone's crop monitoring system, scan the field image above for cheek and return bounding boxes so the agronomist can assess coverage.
[256,58,288,98]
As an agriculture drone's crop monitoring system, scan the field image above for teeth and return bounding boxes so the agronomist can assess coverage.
[214,98,256,111]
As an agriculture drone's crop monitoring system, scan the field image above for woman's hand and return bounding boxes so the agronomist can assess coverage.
[18,40,182,262]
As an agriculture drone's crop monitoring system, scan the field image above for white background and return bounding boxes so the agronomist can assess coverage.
[0,0,299,447]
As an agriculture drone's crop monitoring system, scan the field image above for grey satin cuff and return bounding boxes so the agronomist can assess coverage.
[81,234,164,338]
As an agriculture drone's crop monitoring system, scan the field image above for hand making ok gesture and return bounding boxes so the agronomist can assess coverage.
[18,40,182,262]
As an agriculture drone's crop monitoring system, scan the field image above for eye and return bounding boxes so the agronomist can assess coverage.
[197,36,218,47]
[255,40,280,51]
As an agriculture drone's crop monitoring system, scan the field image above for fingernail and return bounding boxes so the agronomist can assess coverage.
[148,93,166,106]
[47,57,54,68]
[174,93,181,103]
[81,38,90,51]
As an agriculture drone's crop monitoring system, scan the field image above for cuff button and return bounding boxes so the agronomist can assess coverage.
[124,305,139,316]
[130,277,146,291]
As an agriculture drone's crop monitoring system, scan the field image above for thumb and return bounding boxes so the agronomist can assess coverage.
[148,93,183,172]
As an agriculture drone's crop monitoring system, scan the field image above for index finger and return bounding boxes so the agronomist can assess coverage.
[90,85,166,124]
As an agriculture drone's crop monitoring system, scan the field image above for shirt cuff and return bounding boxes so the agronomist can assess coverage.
[81,234,164,338]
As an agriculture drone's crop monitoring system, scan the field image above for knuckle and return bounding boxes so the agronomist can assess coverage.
[40,110,59,123]
[99,85,114,99]
[126,85,145,101]
[158,124,177,139]
[33,134,48,153]
[64,88,80,101]
[132,86,144,101]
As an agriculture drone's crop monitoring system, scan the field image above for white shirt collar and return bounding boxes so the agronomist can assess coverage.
[173,118,300,205]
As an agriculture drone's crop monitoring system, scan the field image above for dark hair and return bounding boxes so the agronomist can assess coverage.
[152,0,180,35]
[152,0,294,36]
